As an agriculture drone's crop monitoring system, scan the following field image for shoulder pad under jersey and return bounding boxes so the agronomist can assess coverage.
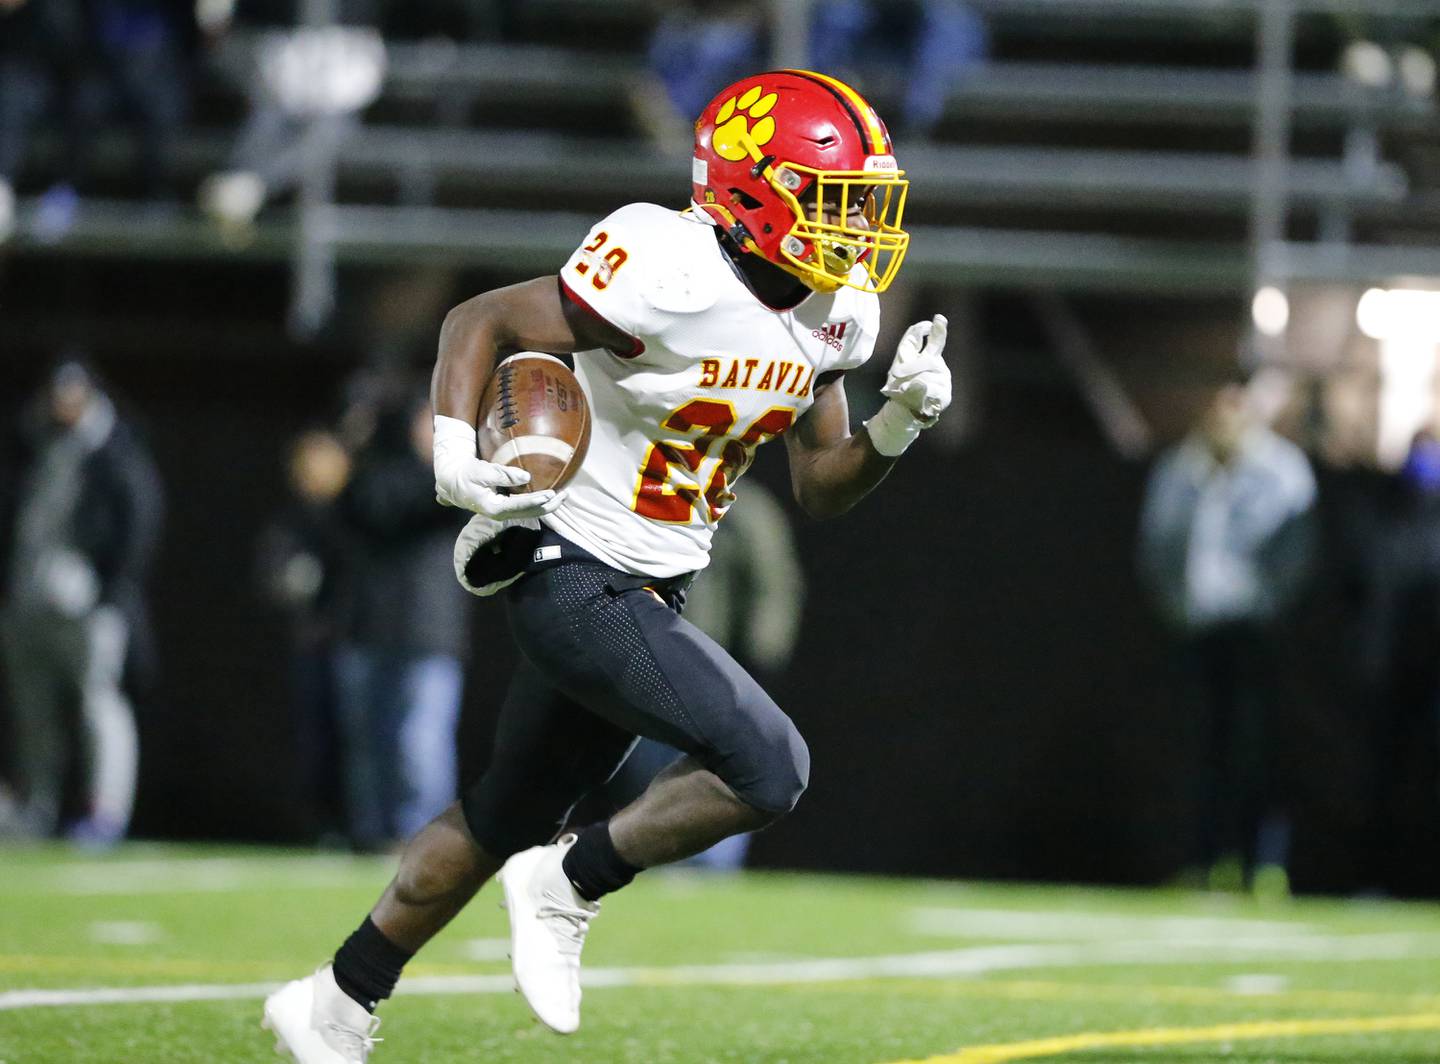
[637,209,720,315]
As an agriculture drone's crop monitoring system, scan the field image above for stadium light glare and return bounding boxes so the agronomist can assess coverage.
[1356,288,1440,344]
[1362,287,1440,469]
[1251,286,1289,337]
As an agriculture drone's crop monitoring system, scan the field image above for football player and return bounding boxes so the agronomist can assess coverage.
[263,69,950,1062]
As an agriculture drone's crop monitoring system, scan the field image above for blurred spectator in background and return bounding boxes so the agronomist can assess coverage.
[632,0,765,150]
[0,0,92,242]
[0,0,197,242]
[1349,429,1440,888]
[199,0,385,235]
[810,0,988,138]
[0,359,164,846]
[632,0,987,152]
[256,428,352,846]
[604,480,805,870]
[334,390,468,852]
[88,0,199,201]
[1138,380,1317,897]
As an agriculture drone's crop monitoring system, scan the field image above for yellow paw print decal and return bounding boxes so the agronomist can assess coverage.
[712,86,780,162]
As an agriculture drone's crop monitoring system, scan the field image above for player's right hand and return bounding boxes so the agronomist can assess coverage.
[433,415,566,520]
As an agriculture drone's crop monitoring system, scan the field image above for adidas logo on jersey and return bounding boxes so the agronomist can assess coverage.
[812,322,848,352]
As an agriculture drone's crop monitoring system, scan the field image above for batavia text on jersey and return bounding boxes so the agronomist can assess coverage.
[698,358,815,397]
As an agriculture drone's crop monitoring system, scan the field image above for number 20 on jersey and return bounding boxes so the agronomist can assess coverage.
[634,400,795,523]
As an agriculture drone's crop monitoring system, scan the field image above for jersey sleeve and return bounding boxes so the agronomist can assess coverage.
[559,204,672,357]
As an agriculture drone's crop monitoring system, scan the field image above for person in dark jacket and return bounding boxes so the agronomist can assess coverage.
[87,0,198,199]
[1346,430,1440,889]
[0,0,91,240]
[0,358,164,844]
[257,428,353,844]
[1137,381,1316,895]
[1,0,197,233]
[334,392,469,851]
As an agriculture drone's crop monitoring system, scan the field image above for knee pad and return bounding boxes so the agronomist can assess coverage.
[728,714,810,818]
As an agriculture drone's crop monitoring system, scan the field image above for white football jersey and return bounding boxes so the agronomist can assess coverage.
[542,203,879,578]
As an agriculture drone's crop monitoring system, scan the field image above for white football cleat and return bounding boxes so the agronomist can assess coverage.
[499,833,598,1034]
[262,964,381,1063]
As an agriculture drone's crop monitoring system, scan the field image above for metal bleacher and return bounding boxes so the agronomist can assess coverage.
[115,124,1400,217]
[377,37,1436,134]
[11,0,1440,315]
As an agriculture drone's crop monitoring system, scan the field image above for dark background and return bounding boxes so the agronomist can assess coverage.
[5,251,1423,897]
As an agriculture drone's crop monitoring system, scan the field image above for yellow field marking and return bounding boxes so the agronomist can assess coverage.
[800,975,1440,1013]
[889,1012,1440,1064]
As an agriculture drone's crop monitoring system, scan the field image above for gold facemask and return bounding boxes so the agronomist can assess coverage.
[742,133,910,294]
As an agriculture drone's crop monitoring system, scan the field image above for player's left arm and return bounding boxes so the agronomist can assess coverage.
[784,377,892,519]
[785,314,951,519]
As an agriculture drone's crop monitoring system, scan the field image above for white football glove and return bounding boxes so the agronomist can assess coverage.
[882,314,950,424]
[865,314,951,457]
[432,414,565,520]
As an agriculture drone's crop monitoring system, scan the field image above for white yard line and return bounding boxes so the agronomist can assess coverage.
[40,857,387,897]
[907,907,1316,940]
[459,938,512,962]
[5,932,1440,1013]
[87,922,164,946]
[1224,973,1291,995]
[0,983,283,1009]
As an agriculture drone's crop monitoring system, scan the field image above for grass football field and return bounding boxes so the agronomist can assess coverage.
[3,845,1440,1063]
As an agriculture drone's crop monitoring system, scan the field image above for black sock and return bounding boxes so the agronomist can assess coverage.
[562,823,640,902]
[332,917,414,1012]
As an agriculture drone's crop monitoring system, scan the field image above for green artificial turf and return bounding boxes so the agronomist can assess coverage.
[2,844,1439,1063]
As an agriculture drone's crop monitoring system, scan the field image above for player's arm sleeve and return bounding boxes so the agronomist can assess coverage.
[557,206,666,358]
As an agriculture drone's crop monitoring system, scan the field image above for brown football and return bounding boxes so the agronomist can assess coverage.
[476,353,590,491]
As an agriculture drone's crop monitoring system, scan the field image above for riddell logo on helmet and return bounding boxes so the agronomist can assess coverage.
[812,322,848,351]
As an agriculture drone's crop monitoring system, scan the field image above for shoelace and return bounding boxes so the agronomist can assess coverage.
[537,890,595,959]
[324,1017,382,1061]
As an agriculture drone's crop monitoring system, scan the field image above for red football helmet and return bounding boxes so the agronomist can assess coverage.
[692,69,909,295]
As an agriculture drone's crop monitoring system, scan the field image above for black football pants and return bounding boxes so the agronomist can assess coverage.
[461,534,809,860]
